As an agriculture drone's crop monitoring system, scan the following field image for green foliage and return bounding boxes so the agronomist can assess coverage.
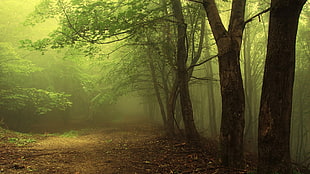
[22,0,158,51]
[0,88,72,115]
[20,0,172,110]
[59,130,79,138]
[23,0,58,26]
[8,137,36,146]
[0,42,72,116]
[19,38,51,51]
[0,127,36,146]
[0,42,42,88]
[104,139,113,143]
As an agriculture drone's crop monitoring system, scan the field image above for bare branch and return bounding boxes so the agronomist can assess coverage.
[244,8,271,26]
[96,34,133,44]
[190,76,219,81]
[59,1,89,42]
[186,0,204,4]
[187,54,218,70]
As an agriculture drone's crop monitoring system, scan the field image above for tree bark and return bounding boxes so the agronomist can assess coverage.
[202,0,246,168]
[188,14,205,77]
[258,0,307,173]
[170,0,200,141]
[146,43,167,127]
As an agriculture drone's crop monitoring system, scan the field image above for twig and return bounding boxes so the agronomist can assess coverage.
[188,54,218,70]
[186,0,204,4]
[244,8,271,25]
[96,34,133,45]
[191,76,219,81]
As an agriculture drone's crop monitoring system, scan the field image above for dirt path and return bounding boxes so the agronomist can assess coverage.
[1,123,220,174]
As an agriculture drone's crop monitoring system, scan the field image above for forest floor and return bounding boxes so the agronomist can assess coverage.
[0,122,279,174]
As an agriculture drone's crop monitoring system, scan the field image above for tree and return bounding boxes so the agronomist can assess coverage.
[257,0,307,173]
[201,0,246,168]
[204,26,218,136]
[0,42,72,131]
[291,6,310,164]
[170,0,200,141]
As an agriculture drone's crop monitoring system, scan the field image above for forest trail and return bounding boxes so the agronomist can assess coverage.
[0,123,222,174]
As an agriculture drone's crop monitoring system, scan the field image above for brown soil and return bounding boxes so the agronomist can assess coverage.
[1,123,249,174]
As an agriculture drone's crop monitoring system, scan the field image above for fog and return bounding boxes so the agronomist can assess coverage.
[0,0,309,172]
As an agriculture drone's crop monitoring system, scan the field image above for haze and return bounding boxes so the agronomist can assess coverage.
[0,0,309,173]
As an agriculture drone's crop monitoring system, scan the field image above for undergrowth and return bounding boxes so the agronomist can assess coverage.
[0,126,36,146]
[59,130,79,138]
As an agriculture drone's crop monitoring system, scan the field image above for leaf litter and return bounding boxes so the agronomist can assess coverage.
[0,123,257,174]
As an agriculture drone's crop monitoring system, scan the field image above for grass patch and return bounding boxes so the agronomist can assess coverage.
[59,130,79,138]
[0,127,37,146]
[8,137,36,146]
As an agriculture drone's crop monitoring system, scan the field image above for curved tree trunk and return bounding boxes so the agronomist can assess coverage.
[257,1,307,173]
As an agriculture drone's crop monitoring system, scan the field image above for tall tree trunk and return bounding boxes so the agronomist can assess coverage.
[170,0,200,141]
[258,0,307,174]
[243,26,255,140]
[188,14,205,77]
[160,0,177,136]
[146,43,167,127]
[202,0,246,168]
[204,24,217,136]
[206,61,217,136]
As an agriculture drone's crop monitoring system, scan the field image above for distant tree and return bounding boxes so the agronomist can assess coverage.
[291,6,310,164]
[257,0,307,173]
[23,0,206,140]
[0,42,72,131]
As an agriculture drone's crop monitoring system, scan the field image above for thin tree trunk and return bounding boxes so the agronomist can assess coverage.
[188,14,205,77]
[166,79,178,136]
[160,0,177,136]
[204,24,217,136]
[171,0,200,141]
[243,26,255,140]
[206,61,217,136]
[257,0,306,173]
[147,43,167,127]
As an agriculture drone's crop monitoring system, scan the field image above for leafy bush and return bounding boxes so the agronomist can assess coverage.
[0,87,72,115]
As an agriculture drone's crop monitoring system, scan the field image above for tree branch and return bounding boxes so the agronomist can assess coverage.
[187,54,218,70]
[202,0,227,41]
[190,76,219,81]
[96,34,133,44]
[244,8,271,26]
[186,0,204,4]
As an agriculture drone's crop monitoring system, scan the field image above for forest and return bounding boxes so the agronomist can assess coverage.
[0,0,309,173]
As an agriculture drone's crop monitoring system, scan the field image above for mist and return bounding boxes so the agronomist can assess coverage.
[0,0,309,174]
